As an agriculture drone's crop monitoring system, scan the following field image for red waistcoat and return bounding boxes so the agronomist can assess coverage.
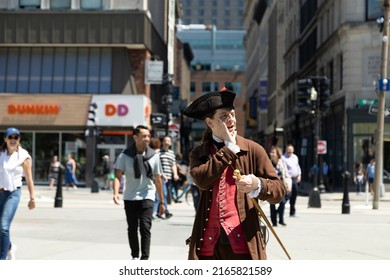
[199,149,249,256]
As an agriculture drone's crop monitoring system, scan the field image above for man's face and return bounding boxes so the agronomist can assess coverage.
[134,128,151,150]
[210,108,236,134]
[286,145,294,155]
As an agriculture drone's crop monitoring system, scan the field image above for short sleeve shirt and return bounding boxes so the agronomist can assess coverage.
[114,152,162,201]
[0,147,31,191]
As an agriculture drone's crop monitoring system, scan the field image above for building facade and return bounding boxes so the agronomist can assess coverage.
[0,0,186,186]
[245,0,390,190]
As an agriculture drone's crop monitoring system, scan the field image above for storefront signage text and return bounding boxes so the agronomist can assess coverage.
[105,104,129,116]
[8,104,60,115]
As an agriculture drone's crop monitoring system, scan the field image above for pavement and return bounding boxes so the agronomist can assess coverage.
[8,185,390,260]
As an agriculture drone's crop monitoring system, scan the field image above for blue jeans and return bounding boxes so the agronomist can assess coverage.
[153,180,170,215]
[0,188,21,260]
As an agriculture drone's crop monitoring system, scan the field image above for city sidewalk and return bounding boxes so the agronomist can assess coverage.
[9,185,390,260]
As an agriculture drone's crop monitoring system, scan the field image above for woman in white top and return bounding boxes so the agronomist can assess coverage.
[0,127,35,260]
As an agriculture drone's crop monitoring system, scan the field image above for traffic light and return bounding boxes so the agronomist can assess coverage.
[87,102,98,126]
[297,79,313,113]
[318,78,330,112]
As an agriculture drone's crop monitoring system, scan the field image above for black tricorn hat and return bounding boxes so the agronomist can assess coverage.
[183,88,236,120]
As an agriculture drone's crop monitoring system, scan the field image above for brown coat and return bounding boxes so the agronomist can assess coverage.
[187,135,286,260]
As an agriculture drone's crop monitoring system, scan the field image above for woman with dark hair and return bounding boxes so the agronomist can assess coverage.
[268,145,292,226]
[0,127,36,260]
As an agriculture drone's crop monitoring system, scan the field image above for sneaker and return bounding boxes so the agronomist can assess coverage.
[132,257,139,260]
[7,244,17,260]
[165,213,173,219]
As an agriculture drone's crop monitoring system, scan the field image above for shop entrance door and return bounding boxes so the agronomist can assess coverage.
[95,144,125,188]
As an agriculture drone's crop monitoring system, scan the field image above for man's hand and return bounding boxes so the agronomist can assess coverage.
[234,170,259,194]
[212,119,236,145]
[113,194,121,205]
[158,203,166,216]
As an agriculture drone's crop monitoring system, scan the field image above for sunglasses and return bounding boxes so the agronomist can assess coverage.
[7,135,20,140]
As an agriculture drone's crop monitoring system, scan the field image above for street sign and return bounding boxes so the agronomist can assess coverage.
[368,105,390,117]
[151,113,167,126]
[358,99,378,106]
[317,140,327,154]
[379,78,390,91]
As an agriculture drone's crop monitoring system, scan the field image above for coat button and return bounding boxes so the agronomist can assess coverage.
[228,160,232,164]
[237,234,241,237]
[200,238,204,241]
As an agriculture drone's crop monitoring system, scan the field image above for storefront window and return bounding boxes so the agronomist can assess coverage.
[35,133,60,183]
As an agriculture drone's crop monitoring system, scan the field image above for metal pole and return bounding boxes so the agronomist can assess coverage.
[308,79,321,208]
[373,0,390,209]
[54,165,64,208]
[342,171,350,214]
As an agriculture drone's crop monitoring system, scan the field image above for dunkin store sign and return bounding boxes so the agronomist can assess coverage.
[8,104,61,115]
[93,95,151,127]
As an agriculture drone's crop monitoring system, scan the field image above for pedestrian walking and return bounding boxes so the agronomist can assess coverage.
[48,155,61,190]
[353,162,365,195]
[149,137,170,220]
[366,157,375,195]
[159,136,179,208]
[113,125,165,260]
[65,153,78,190]
[102,155,113,190]
[0,127,36,260]
[281,144,301,217]
[269,145,292,227]
[183,88,285,260]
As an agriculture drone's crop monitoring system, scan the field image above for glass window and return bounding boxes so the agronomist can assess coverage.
[100,48,111,93]
[35,133,60,182]
[51,0,71,9]
[202,82,211,93]
[190,81,196,97]
[76,48,88,93]
[41,48,54,92]
[30,48,42,93]
[53,48,66,93]
[367,0,382,20]
[224,82,242,95]
[88,48,100,93]
[64,48,77,93]
[20,0,40,8]
[18,48,30,93]
[5,48,18,92]
[0,48,7,92]
[80,0,102,10]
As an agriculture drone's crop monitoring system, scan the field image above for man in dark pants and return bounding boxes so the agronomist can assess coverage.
[113,125,165,260]
[281,144,301,217]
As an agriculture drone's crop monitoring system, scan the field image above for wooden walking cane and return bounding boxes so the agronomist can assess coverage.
[234,169,292,260]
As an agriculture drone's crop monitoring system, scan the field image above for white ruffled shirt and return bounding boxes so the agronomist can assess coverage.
[0,147,31,191]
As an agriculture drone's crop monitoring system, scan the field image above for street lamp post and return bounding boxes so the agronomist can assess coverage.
[308,84,321,208]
